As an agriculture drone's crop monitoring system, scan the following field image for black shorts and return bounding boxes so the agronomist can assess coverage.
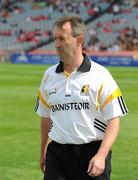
[43,140,112,180]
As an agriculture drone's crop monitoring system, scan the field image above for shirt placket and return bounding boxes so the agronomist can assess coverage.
[65,76,72,97]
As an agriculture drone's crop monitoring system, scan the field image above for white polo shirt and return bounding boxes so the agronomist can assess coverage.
[35,54,128,144]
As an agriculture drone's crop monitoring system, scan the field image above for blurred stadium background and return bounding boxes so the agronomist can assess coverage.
[0,0,138,180]
[1,0,138,65]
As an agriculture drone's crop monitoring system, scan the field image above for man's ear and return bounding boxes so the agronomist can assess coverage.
[77,35,84,47]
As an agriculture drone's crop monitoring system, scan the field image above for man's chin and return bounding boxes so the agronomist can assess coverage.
[57,53,65,60]
[57,54,63,61]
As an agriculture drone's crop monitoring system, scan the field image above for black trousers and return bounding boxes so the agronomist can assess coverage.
[44,140,112,180]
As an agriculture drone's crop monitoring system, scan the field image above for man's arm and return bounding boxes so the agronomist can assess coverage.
[40,117,52,173]
[87,117,120,177]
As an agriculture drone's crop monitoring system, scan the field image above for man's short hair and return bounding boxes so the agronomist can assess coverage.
[53,15,86,37]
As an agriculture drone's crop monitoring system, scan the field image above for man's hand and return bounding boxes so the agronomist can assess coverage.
[87,117,120,177]
[40,153,46,173]
[87,153,105,177]
[40,117,52,173]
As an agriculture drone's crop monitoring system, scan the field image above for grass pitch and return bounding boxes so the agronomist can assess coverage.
[0,63,138,180]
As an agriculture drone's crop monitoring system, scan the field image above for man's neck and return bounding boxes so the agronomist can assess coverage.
[63,53,83,74]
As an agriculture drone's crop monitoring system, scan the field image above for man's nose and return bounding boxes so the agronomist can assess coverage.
[55,39,61,48]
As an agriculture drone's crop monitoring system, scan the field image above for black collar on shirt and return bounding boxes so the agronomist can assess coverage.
[55,53,91,73]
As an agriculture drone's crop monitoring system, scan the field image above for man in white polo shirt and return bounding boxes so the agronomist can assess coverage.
[35,16,128,180]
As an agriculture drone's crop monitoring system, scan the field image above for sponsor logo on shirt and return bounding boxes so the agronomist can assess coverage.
[51,102,89,112]
[49,87,58,95]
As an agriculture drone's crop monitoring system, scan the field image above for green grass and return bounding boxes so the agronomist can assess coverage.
[0,64,138,180]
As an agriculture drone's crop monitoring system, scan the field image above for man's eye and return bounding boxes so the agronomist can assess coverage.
[60,37,65,41]
[54,37,65,41]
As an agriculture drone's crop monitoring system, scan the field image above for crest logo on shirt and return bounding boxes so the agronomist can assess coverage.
[81,84,90,95]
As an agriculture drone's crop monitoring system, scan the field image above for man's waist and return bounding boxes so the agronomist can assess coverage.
[52,139,102,148]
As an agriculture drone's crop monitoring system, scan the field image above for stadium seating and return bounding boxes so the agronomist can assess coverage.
[0,0,138,53]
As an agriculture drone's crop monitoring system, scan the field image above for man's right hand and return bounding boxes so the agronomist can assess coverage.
[40,117,52,173]
[40,154,46,173]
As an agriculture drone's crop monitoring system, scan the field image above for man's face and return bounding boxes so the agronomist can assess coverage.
[53,22,78,62]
